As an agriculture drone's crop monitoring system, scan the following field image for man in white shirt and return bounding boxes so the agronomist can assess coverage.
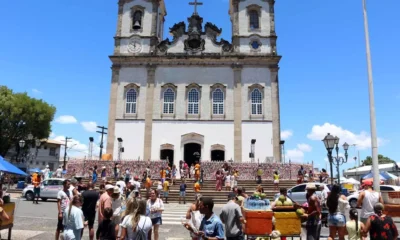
[130,176,141,198]
[116,177,126,195]
[42,165,50,180]
[55,166,63,178]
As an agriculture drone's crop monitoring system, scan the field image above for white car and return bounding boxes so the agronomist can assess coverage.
[274,183,330,205]
[347,185,400,208]
[22,178,65,201]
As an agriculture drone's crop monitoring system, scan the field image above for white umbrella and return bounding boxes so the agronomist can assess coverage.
[344,178,360,185]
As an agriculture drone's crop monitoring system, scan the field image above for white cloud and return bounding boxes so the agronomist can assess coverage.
[281,130,293,140]
[307,122,388,150]
[297,143,312,152]
[286,149,304,163]
[55,115,78,124]
[32,88,42,94]
[49,132,56,138]
[81,121,97,132]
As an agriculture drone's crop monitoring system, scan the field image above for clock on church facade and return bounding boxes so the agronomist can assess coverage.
[107,0,282,166]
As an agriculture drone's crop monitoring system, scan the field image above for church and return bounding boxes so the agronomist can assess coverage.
[106,0,282,167]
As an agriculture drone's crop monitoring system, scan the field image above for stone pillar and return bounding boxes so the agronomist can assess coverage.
[114,1,124,54]
[268,0,276,36]
[232,64,243,162]
[143,65,157,161]
[270,67,282,162]
[106,65,121,156]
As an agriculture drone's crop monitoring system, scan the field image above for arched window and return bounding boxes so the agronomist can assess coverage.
[249,10,259,30]
[132,10,143,30]
[212,89,224,115]
[163,88,175,114]
[251,89,262,115]
[125,89,137,114]
[188,88,199,115]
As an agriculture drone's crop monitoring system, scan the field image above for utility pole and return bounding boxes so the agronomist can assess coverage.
[97,126,108,160]
[362,0,379,192]
[63,137,72,170]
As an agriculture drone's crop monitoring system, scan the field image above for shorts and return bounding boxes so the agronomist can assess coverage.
[163,192,169,197]
[33,187,40,196]
[274,180,279,184]
[225,182,231,187]
[328,213,346,227]
[57,213,64,231]
[180,191,186,197]
[84,214,95,228]
[151,217,162,225]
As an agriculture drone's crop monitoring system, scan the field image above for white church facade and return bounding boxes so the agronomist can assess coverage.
[106,0,282,167]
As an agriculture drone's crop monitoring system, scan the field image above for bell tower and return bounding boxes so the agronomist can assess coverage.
[114,0,166,55]
[229,0,277,55]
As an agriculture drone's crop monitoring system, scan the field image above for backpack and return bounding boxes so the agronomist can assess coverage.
[135,217,147,240]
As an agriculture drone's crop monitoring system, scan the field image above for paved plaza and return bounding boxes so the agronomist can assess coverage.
[7,194,396,240]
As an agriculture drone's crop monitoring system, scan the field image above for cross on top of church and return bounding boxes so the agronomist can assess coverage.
[189,0,203,15]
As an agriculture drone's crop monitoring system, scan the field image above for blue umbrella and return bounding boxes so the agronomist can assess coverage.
[362,172,387,180]
[0,156,28,176]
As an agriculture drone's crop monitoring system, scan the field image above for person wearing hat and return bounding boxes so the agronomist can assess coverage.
[111,186,124,235]
[363,202,398,239]
[357,181,384,224]
[101,166,107,181]
[98,184,114,223]
[303,183,322,240]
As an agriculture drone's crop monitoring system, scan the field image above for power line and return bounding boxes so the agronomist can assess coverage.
[96,126,107,160]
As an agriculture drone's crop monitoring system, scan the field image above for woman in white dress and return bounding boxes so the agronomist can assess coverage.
[184,194,203,240]
[120,199,152,240]
[63,195,84,240]
[147,189,164,240]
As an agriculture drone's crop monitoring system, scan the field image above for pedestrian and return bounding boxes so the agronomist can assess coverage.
[55,179,72,240]
[120,199,152,240]
[131,176,141,198]
[184,194,203,240]
[357,182,384,224]
[116,177,126,195]
[145,175,152,199]
[194,180,201,193]
[220,193,246,240]
[111,186,124,236]
[171,165,177,185]
[147,189,164,240]
[101,166,107,181]
[156,179,163,198]
[160,167,166,184]
[96,207,116,240]
[327,184,348,240]
[256,166,263,184]
[55,166,63,178]
[363,202,399,239]
[345,208,366,240]
[32,170,41,204]
[215,170,223,191]
[43,165,50,180]
[224,173,231,191]
[184,197,224,239]
[302,183,322,240]
[125,168,131,184]
[273,171,280,191]
[92,166,98,184]
[190,164,194,179]
[63,195,84,240]
[179,179,187,204]
[81,182,99,240]
[163,178,170,204]
[98,184,114,223]
[194,161,201,181]
[69,178,80,197]
[114,163,119,180]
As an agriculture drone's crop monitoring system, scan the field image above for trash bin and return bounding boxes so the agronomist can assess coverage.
[17,181,25,189]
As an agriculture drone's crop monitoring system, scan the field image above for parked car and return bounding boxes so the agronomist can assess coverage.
[22,178,65,201]
[347,185,400,208]
[274,183,330,205]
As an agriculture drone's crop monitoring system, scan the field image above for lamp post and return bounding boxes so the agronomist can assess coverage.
[332,140,349,185]
[322,133,336,185]
[17,134,41,170]
[322,133,349,185]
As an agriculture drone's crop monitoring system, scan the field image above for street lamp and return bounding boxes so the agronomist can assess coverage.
[322,133,336,185]
[19,140,25,148]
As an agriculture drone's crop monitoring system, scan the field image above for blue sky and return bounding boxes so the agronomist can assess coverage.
[1,0,399,172]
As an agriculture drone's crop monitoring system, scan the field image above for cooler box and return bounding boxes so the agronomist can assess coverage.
[17,181,25,189]
[243,209,273,235]
[274,211,301,235]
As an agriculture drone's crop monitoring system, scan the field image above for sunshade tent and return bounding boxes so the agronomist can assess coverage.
[0,156,28,176]
[343,178,360,185]
[362,172,387,180]
[380,171,398,180]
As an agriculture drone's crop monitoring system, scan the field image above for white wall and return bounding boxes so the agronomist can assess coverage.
[238,0,271,36]
[151,121,234,167]
[242,122,273,162]
[114,121,145,159]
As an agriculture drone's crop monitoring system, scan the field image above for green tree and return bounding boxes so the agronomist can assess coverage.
[0,86,56,156]
[362,154,395,166]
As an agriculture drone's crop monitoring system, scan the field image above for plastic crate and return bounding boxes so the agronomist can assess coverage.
[243,208,273,235]
[274,212,301,235]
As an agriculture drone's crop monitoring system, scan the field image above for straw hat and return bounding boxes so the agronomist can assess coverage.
[306,183,317,190]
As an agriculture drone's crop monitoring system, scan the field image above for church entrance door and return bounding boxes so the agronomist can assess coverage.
[211,150,225,161]
[160,150,174,167]
[184,143,201,167]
